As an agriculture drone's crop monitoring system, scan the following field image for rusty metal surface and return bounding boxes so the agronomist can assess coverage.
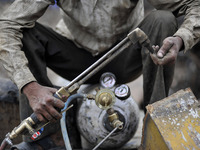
[141,88,200,150]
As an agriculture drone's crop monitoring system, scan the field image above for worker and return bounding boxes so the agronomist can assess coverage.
[0,0,199,149]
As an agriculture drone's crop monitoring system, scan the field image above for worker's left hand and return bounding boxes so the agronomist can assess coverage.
[150,36,183,65]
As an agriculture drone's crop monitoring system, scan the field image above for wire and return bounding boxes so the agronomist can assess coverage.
[92,127,118,150]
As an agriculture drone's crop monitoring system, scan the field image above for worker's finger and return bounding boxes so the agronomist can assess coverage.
[46,104,62,120]
[48,87,58,94]
[34,106,52,122]
[150,53,159,65]
[150,44,160,65]
[157,38,174,58]
[44,97,64,120]
[52,97,65,109]
[152,45,159,53]
[41,110,54,122]
[151,36,182,66]
[150,44,177,65]
[36,113,45,122]
[158,54,174,65]
[157,45,177,65]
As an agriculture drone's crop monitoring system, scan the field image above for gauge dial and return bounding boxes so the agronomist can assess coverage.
[100,72,116,88]
[114,84,130,100]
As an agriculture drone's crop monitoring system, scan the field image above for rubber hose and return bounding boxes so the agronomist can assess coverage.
[60,94,85,150]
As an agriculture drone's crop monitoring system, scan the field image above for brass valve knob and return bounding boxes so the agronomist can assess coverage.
[95,89,115,110]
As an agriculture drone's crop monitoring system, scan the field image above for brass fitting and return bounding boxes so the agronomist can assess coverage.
[95,89,115,110]
[56,83,80,101]
[8,117,35,140]
[112,120,123,130]
[56,87,70,100]
[107,108,123,129]
[86,94,96,100]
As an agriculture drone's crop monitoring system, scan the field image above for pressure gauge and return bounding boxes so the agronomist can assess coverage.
[114,84,131,100]
[100,72,116,88]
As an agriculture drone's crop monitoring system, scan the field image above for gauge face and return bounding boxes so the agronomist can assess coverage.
[114,84,130,100]
[100,72,116,88]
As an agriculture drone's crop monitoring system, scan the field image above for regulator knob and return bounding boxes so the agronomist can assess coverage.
[95,89,116,110]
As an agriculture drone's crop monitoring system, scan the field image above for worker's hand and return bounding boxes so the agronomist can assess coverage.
[150,36,183,65]
[22,82,65,122]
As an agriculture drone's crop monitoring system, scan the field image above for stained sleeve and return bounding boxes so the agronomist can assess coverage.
[148,0,200,52]
[0,0,55,91]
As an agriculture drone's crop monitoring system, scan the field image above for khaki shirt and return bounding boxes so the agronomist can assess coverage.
[0,0,199,90]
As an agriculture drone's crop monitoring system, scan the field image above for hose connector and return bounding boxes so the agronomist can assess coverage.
[8,117,35,140]
[107,108,123,129]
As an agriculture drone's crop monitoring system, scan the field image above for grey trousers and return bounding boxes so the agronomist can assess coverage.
[20,10,177,148]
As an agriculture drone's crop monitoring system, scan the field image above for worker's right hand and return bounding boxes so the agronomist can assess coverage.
[150,36,183,66]
[22,81,65,122]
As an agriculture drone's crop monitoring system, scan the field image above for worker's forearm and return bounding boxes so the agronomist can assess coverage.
[148,0,200,52]
[174,4,200,52]
[0,22,37,91]
[0,0,55,90]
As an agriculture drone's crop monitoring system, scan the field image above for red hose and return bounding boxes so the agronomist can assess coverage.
[0,139,9,150]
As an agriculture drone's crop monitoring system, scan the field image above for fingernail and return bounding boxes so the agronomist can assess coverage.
[157,52,163,58]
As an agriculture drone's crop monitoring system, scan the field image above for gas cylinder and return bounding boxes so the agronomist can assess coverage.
[76,73,140,149]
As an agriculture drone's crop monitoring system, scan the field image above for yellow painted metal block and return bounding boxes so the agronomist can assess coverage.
[140,88,200,150]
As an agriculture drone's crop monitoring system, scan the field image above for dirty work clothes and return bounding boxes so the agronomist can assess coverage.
[0,0,199,91]
[19,10,177,148]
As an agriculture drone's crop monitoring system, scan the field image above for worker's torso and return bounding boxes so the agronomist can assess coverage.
[56,0,144,55]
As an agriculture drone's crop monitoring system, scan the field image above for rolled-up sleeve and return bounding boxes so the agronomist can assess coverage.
[0,0,55,91]
[148,0,200,52]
